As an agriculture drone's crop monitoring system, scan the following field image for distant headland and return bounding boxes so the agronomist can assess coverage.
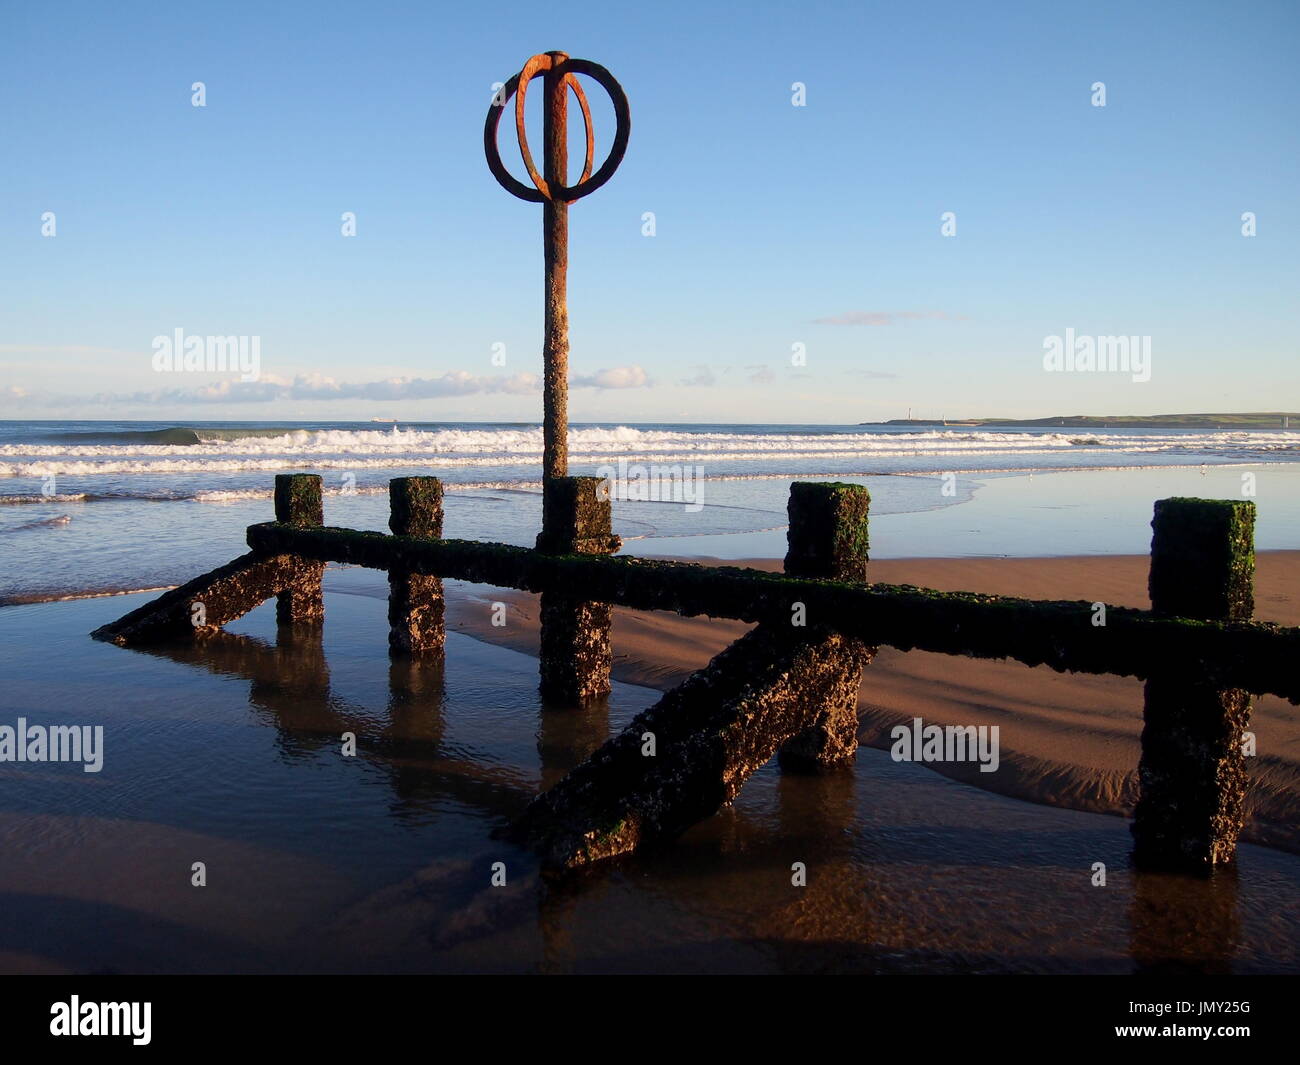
[862,412,1298,429]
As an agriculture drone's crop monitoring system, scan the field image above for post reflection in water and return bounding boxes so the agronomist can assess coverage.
[535,693,611,791]
[124,604,1269,976]
[138,622,538,826]
[1129,865,1240,975]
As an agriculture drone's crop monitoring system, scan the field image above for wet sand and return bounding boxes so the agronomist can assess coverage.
[429,551,1300,853]
[0,557,1297,973]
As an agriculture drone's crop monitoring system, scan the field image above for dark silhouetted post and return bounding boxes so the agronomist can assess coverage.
[388,477,445,656]
[274,474,325,628]
[1133,497,1256,871]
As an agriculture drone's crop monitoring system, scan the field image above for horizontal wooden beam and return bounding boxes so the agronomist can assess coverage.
[245,522,1300,702]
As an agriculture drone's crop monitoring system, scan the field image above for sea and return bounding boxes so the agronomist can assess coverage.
[2,418,1299,604]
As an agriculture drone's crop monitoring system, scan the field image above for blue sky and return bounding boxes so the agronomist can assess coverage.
[1,0,1296,423]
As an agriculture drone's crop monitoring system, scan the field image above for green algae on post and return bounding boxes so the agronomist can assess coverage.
[274,473,324,528]
[1149,497,1255,622]
[389,477,444,539]
[777,481,873,771]
[387,477,446,656]
[785,481,870,582]
[535,476,618,703]
[240,520,1300,702]
[1135,496,1257,873]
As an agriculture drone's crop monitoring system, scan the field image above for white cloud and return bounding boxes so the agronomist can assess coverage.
[571,365,651,389]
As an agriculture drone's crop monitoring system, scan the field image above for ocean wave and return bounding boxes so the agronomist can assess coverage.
[31,425,310,446]
[0,481,546,507]
[4,424,1297,463]
[0,492,89,504]
[2,514,73,533]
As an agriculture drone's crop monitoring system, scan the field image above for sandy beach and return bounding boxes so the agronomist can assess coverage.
[3,577,1300,975]
[427,550,1300,854]
[4,422,1300,975]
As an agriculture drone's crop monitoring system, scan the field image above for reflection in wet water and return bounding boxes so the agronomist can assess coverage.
[0,585,1298,974]
[1130,867,1240,975]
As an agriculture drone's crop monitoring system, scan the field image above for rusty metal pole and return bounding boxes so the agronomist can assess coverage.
[484,51,630,545]
[542,51,570,530]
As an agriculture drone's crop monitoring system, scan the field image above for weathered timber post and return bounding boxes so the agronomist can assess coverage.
[510,622,871,870]
[1132,497,1256,872]
[778,482,874,772]
[535,476,621,704]
[387,477,445,656]
[784,481,871,583]
[273,474,325,628]
[508,481,876,868]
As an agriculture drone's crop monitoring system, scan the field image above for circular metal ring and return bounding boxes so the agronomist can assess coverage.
[484,53,630,204]
[553,58,629,203]
[483,73,541,202]
[512,55,594,201]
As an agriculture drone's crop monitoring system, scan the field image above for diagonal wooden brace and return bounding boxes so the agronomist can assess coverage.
[509,622,872,871]
[91,552,323,646]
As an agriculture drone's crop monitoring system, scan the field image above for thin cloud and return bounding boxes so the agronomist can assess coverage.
[93,371,543,405]
[0,344,134,355]
[812,311,968,326]
[571,365,651,389]
[81,365,654,404]
[680,366,717,387]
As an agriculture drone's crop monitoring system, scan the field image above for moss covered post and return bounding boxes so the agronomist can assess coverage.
[509,481,875,869]
[535,476,621,703]
[273,474,325,628]
[388,477,445,656]
[1133,497,1256,872]
[512,624,871,870]
[777,482,873,771]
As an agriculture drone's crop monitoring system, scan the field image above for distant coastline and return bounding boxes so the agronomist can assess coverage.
[863,412,1298,429]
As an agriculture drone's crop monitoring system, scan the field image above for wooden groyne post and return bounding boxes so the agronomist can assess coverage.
[273,474,325,628]
[778,481,874,771]
[1132,497,1256,872]
[94,476,1299,876]
[387,477,445,656]
[510,482,873,870]
[535,476,620,704]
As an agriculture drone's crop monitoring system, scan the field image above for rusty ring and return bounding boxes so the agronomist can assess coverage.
[484,54,630,204]
[512,54,594,201]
